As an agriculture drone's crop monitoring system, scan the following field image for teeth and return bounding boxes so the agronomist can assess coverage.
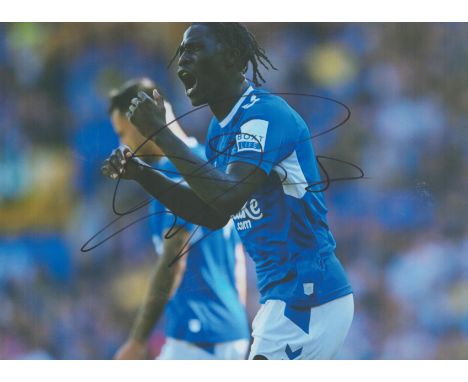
[180,71,196,96]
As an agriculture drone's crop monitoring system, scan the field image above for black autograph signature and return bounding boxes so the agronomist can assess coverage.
[81,92,366,267]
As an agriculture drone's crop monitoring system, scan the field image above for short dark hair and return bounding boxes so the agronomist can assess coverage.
[108,77,164,115]
[169,22,277,87]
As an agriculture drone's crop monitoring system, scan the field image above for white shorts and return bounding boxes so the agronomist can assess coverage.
[157,337,250,360]
[248,294,354,360]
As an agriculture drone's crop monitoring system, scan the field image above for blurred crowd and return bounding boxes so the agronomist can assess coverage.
[0,23,467,359]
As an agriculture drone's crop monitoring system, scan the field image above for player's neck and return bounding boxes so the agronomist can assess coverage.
[209,79,249,122]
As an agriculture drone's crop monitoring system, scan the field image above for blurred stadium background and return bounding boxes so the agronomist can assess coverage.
[0,23,467,359]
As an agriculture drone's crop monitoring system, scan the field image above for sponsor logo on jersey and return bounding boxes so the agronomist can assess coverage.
[236,119,269,153]
[231,198,263,231]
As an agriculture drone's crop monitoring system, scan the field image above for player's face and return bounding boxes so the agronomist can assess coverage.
[177,24,229,106]
[110,110,162,158]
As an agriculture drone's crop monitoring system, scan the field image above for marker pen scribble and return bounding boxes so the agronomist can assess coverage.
[82,92,365,266]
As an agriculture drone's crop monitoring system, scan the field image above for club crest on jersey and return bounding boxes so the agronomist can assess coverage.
[236,119,269,153]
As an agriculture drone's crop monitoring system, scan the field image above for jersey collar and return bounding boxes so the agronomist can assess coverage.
[218,85,254,128]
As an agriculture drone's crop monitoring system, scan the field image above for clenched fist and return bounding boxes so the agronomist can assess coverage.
[127,89,167,140]
[101,145,148,181]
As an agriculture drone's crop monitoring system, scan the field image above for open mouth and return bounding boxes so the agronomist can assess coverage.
[178,70,198,97]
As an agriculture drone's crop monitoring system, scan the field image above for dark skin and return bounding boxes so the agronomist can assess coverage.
[102,24,268,230]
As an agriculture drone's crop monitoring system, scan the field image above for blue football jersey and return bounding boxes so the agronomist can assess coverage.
[150,139,250,343]
[205,85,352,333]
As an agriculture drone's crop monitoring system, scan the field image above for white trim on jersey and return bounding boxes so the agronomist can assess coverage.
[273,150,308,199]
[219,86,254,128]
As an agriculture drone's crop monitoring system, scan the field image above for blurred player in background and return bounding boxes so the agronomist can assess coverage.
[103,23,354,360]
[106,78,250,360]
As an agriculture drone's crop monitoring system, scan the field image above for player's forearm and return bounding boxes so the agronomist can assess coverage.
[127,92,259,217]
[152,129,254,217]
[129,257,181,343]
[134,166,228,229]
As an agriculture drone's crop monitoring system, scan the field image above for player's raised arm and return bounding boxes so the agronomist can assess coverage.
[101,145,231,230]
[127,90,268,226]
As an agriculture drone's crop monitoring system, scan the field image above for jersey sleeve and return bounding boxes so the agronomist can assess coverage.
[227,101,297,175]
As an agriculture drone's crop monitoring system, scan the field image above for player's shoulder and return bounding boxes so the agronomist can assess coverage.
[241,87,295,123]
[238,88,307,143]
